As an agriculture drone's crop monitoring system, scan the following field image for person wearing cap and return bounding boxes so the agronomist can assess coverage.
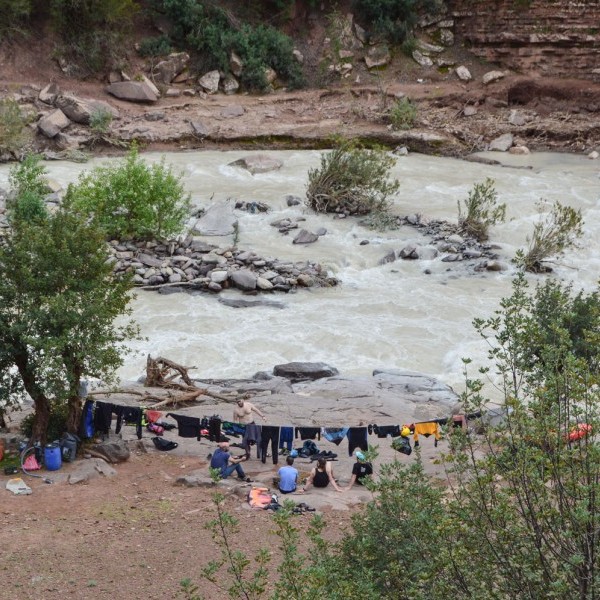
[210,441,250,481]
[344,451,373,491]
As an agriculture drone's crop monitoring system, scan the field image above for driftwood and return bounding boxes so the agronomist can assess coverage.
[146,355,196,389]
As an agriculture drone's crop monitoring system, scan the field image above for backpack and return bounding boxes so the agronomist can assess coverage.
[301,440,319,456]
[152,437,178,451]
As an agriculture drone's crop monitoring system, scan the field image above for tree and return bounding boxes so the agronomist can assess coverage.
[0,160,139,442]
[515,200,583,272]
[457,177,506,241]
[65,145,191,240]
[305,141,400,216]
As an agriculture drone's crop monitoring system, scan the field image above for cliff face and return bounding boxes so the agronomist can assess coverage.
[449,0,600,81]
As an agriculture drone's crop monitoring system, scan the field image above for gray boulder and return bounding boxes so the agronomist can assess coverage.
[489,133,514,152]
[68,458,117,484]
[293,229,319,244]
[198,70,220,94]
[230,269,257,291]
[192,202,238,236]
[88,439,130,463]
[38,109,70,138]
[106,81,158,103]
[153,52,190,84]
[39,83,60,105]
[229,154,283,174]
[55,94,119,124]
[274,362,339,382]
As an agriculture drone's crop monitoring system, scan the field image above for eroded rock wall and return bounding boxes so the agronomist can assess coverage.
[449,0,600,80]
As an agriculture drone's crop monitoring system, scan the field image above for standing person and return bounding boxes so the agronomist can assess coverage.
[344,451,373,491]
[233,394,267,424]
[209,441,251,482]
[302,457,342,492]
[278,456,299,494]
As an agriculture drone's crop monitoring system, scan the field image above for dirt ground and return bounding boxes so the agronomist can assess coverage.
[0,448,356,600]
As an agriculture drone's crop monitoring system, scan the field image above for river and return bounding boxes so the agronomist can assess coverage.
[1,149,598,395]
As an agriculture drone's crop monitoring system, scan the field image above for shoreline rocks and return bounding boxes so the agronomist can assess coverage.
[109,237,338,294]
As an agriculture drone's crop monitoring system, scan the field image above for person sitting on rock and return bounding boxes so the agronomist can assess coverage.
[210,441,250,482]
[344,451,373,491]
[302,457,342,492]
[277,455,299,494]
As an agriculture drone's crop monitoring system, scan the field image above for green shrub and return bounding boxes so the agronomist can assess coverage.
[0,0,33,39]
[50,0,138,74]
[0,97,32,156]
[7,154,49,226]
[353,0,443,43]
[65,146,191,240]
[457,177,506,241]
[389,97,417,130]
[515,200,583,273]
[306,141,400,216]
[89,107,113,135]
[21,402,69,443]
[138,34,173,57]
[160,0,304,91]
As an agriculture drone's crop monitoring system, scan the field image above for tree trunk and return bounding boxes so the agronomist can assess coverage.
[14,345,52,444]
[66,394,82,434]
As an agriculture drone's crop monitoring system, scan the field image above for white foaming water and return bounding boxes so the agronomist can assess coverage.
[1,150,598,394]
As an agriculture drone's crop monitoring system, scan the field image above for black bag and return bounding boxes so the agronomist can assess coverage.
[392,436,412,456]
[152,437,178,451]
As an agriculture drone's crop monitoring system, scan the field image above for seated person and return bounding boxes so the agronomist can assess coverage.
[302,457,342,492]
[277,456,299,494]
[210,441,250,481]
[345,451,373,490]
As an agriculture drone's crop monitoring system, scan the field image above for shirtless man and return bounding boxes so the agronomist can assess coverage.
[233,395,266,424]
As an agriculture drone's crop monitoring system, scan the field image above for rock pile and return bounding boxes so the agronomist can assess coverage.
[108,237,338,294]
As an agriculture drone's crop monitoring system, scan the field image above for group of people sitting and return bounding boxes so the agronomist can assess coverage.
[210,440,373,493]
[209,396,374,493]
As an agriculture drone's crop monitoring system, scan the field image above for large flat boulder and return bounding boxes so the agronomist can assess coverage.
[274,362,339,382]
[55,94,119,124]
[38,109,70,138]
[191,201,238,236]
[229,154,283,175]
[106,81,158,103]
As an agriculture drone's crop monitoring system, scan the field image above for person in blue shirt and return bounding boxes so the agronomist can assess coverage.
[210,441,250,481]
[277,456,299,493]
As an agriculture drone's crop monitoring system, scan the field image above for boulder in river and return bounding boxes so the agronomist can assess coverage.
[274,361,339,382]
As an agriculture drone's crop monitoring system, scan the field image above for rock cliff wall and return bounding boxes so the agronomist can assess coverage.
[449,0,600,81]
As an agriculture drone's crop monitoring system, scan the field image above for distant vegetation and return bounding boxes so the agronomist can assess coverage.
[0,97,32,157]
[457,177,506,241]
[306,141,400,216]
[65,145,191,240]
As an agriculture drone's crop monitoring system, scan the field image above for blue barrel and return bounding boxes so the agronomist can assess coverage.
[44,444,62,471]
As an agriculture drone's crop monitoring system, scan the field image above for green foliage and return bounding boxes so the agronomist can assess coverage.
[6,155,49,225]
[353,0,443,43]
[515,200,583,273]
[138,34,173,57]
[50,0,139,74]
[0,198,139,441]
[66,146,191,240]
[306,141,400,216]
[21,401,69,442]
[389,97,417,130]
[0,97,32,156]
[0,0,33,39]
[457,177,506,241]
[159,0,304,91]
[184,273,600,599]
[89,108,113,135]
[195,492,270,599]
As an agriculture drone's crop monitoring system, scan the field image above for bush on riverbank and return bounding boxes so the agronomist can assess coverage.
[515,200,583,273]
[65,146,191,240]
[0,98,32,157]
[305,142,400,216]
[457,177,506,241]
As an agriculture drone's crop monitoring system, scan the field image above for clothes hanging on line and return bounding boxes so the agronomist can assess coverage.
[222,421,247,437]
[166,413,201,440]
[295,427,321,441]
[113,405,143,440]
[368,424,401,438]
[411,422,441,447]
[208,416,222,442]
[260,426,280,465]
[94,401,114,436]
[322,427,349,446]
[347,427,368,456]
[279,426,293,451]
[243,423,262,458]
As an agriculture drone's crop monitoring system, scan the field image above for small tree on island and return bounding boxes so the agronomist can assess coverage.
[515,199,583,273]
[305,141,400,216]
[66,145,191,240]
[457,177,506,241]
[0,157,139,442]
